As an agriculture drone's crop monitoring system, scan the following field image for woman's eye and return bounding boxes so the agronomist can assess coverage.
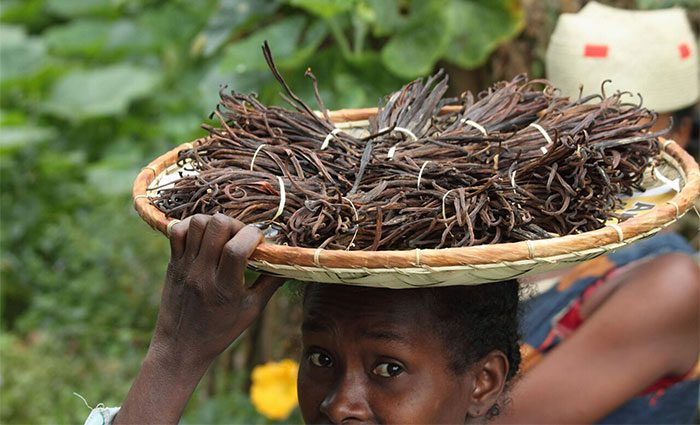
[372,362,404,377]
[309,352,333,368]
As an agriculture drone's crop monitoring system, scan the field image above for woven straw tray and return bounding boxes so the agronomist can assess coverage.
[133,108,700,288]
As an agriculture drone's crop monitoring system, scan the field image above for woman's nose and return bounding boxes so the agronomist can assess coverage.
[319,373,372,424]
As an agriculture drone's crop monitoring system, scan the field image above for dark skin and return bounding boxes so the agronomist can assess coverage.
[492,121,700,423]
[115,214,508,424]
[300,284,508,424]
[114,203,699,423]
[115,214,284,424]
[493,253,700,424]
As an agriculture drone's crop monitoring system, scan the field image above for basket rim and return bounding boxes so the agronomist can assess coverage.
[132,107,700,271]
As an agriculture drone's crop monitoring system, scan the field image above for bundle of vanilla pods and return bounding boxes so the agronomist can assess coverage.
[154,43,662,250]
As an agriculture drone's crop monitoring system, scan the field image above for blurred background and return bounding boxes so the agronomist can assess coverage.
[1,0,697,423]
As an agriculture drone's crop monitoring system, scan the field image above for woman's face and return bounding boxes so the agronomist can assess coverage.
[298,284,491,424]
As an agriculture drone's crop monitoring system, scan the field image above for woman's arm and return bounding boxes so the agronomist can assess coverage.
[114,214,285,424]
[495,253,700,424]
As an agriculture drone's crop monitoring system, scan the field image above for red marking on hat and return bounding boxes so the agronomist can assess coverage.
[584,44,608,58]
[679,43,691,59]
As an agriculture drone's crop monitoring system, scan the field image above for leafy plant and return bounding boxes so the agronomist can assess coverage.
[0,0,523,422]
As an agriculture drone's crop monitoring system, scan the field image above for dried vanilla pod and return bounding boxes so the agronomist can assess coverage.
[155,46,662,251]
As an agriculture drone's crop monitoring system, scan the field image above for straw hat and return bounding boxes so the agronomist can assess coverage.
[546,2,699,113]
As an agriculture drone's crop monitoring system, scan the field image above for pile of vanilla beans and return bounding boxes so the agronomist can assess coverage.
[154,43,663,250]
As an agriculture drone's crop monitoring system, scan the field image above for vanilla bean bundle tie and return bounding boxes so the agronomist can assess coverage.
[269,176,286,223]
[460,118,488,136]
[529,123,553,154]
[380,126,418,159]
[250,144,267,171]
[321,128,343,150]
[417,161,431,189]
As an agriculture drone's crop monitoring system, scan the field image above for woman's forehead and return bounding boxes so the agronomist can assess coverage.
[302,284,436,331]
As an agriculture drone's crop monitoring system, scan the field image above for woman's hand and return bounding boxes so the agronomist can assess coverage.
[152,213,284,365]
[115,213,285,424]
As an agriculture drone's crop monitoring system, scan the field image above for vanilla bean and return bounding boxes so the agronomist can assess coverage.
[154,47,660,251]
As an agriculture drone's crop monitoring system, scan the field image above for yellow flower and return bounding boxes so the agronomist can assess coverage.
[250,359,299,421]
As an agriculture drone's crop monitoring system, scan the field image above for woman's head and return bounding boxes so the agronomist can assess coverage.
[298,280,520,424]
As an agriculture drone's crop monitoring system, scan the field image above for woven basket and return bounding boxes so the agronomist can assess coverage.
[133,108,700,288]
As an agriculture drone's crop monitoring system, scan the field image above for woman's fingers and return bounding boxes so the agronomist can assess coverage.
[197,214,245,268]
[184,215,210,259]
[218,225,264,283]
[171,215,272,303]
[169,216,193,260]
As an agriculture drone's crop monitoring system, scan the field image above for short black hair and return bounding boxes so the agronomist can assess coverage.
[424,280,521,380]
[424,280,521,419]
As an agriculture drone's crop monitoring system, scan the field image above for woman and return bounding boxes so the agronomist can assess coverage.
[89,214,699,424]
[494,235,700,424]
[104,213,521,424]
[495,4,700,422]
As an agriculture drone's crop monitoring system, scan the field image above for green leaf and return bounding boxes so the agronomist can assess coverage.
[364,0,404,37]
[199,66,273,114]
[636,0,700,8]
[0,25,27,45]
[380,5,451,78]
[135,3,207,50]
[287,0,354,18]
[45,0,114,18]
[444,0,524,69]
[158,111,207,142]
[44,64,160,120]
[44,18,157,58]
[333,73,370,108]
[347,51,404,102]
[0,0,52,30]
[275,18,328,70]
[263,47,340,108]
[0,126,56,154]
[0,25,48,84]
[44,19,110,57]
[197,0,281,57]
[46,0,115,18]
[104,19,158,55]
[0,110,26,126]
[86,165,141,195]
[219,16,308,74]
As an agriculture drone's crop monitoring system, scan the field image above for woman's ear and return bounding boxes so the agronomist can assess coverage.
[466,350,509,419]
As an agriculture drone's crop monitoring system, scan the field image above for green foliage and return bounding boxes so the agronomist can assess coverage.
[445,0,524,68]
[0,0,522,422]
[380,2,452,78]
[289,0,354,18]
[197,0,281,57]
[1,332,132,423]
[45,65,161,120]
[43,64,158,121]
[636,0,700,8]
[0,25,48,83]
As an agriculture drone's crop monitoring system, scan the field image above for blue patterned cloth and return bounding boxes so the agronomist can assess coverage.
[521,233,699,424]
